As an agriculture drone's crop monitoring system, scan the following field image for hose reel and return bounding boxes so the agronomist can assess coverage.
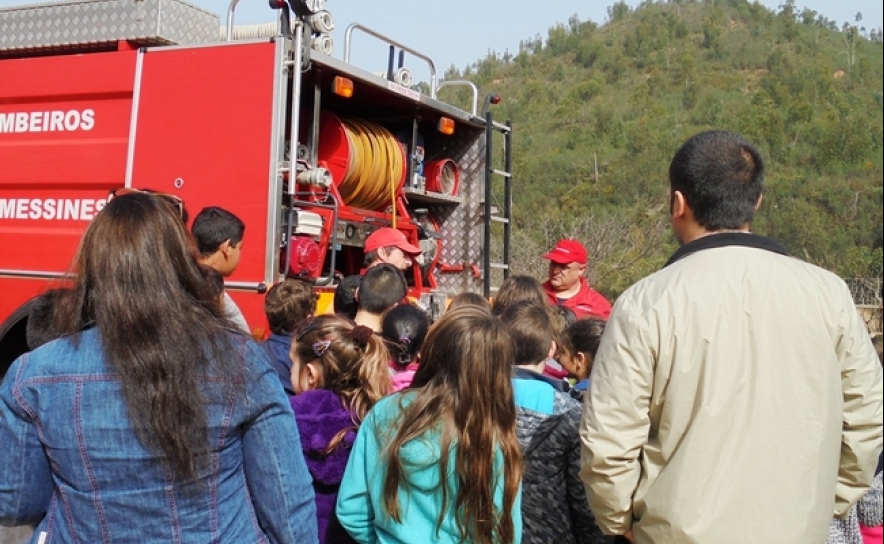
[424,158,460,196]
[315,111,406,211]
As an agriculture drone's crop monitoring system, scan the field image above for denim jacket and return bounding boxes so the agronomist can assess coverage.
[0,328,319,544]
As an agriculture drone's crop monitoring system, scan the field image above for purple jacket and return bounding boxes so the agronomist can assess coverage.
[289,389,358,544]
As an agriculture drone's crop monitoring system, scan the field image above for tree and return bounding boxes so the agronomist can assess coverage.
[463,0,883,302]
[608,1,632,23]
[842,23,859,73]
[509,208,672,299]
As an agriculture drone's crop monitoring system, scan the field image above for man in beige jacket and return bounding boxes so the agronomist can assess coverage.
[579,130,883,544]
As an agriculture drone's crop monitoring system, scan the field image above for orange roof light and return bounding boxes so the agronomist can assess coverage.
[437,117,455,135]
[332,76,354,98]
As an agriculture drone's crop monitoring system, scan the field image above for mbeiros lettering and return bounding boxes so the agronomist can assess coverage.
[0,109,95,133]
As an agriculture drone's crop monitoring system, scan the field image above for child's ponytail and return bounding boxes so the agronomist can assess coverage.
[381,304,430,370]
[348,325,392,417]
[292,316,391,455]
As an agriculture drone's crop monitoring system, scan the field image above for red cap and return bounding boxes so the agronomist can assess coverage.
[543,239,587,265]
[364,227,421,255]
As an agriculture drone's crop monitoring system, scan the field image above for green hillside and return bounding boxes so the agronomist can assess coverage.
[438,0,883,299]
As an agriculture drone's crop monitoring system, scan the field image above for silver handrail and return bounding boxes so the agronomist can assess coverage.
[224,0,243,41]
[435,80,479,117]
[343,23,437,98]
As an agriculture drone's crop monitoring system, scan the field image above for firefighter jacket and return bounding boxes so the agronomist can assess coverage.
[542,277,612,319]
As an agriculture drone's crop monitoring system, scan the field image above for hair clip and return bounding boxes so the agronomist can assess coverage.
[398,335,411,345]
[312,339,331,358]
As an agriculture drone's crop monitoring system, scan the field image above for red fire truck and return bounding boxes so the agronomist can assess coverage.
[0,0,514,379]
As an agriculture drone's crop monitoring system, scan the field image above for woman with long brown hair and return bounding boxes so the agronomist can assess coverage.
[0,191,318,543]
[336,306,523,544]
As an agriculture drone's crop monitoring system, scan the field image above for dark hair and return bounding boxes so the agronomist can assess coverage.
[669,130,764,230]
[447,291,491,313]
[383,307,522,544]
[200,264,225,299]
[363,249,381,267]
[491,274,547,316]
[382,304,430,368]
[498,301,554,367]
[141,188,190,225]
[191,206,245,257]
[547,305,574,361]
[553,305,577,327]
[264,279,316,335]
[26,288,68,350]
[53,192,238,485]
[568,317,607,359]
[358,264,407,314]
[334,274,361,320]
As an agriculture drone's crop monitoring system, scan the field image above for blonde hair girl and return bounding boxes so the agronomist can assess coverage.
[289,314,391,544]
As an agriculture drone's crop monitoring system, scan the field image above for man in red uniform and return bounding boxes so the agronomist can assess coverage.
[541,239,611,319]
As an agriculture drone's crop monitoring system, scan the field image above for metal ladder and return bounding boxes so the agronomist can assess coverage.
[482,111,513,298]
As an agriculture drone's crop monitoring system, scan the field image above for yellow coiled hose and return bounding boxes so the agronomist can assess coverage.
[338,118,404,218]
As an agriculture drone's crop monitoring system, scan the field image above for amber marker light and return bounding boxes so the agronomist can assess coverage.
[332,76,354,98]
[437,117,455,135]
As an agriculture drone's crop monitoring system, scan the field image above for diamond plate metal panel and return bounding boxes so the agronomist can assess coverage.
[422,127,486,295]
[1,0,219,56]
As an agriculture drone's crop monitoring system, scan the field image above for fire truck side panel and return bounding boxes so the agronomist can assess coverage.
[0,185,109,271]
[1,50,138,362]
[0,0,514,375]
[129,41,280,291]
[0,51,135,186]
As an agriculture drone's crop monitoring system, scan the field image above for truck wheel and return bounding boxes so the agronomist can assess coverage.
[0,317,29,382]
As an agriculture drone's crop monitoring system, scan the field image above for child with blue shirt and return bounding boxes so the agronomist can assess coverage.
[500,301,605,544]
[261,279,316,395]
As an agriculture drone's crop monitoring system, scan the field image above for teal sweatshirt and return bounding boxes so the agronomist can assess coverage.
[336,392,522,544]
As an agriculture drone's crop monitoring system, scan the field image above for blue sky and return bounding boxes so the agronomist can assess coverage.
[2,0,880,81]
[209,0,883,76]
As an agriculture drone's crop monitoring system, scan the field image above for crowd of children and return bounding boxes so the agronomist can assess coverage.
[255,268,529,543]
[249,266,611,544]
